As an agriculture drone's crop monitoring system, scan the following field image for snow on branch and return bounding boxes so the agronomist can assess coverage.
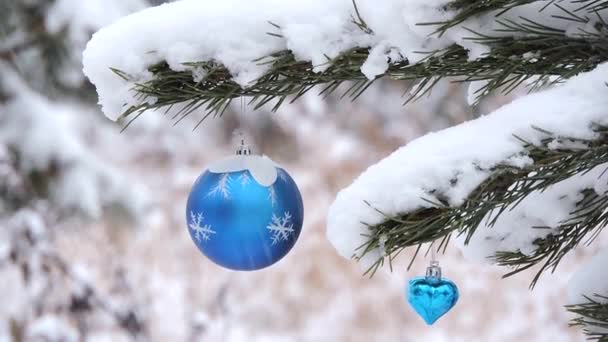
[83,0,607,121]
[567,249,608,339]
[326,63,608,272]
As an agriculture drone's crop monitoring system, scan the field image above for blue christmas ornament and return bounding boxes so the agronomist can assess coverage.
[407,260,459,325]
[186,143,304,271]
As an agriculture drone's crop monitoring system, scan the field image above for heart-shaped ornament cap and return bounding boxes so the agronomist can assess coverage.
[407,276,459,325]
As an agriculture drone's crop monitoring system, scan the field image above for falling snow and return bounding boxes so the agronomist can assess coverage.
[267,212,294,245]
[189,211,216,242]
[207,173,231,199]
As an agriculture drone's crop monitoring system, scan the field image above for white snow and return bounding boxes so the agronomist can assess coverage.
[83,0,602,120]
[568,248,608,335]
[326,63,608,266]
[47,0,146,39]
[208,155,279,187]
[27,315,78,342]
[43,0,147,88]
[0,64,148,219]
[457,166,605,261]
[569,248,608,304]
[466,80,489,106]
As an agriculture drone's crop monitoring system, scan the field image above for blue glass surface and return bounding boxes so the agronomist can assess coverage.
[407,276,459,325]
[186,167,303,271]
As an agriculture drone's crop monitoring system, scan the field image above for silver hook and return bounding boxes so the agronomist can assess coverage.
[235,97,251,155]
[426,242,441,279]
[235,134,251,155]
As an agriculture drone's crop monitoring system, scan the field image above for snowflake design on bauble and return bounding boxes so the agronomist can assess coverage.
[189,211,216,242]
[268,186,277,207]
[277,169,289,182]
[207,173,230,199]
[238,172,251,186]
[266,211,294,245]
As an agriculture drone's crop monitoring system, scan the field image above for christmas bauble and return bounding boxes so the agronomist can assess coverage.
[186,151,304,271]
[407,262,458,325]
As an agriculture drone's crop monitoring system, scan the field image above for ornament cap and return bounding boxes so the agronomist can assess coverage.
[236,139,252,155]
[425,260,442,279]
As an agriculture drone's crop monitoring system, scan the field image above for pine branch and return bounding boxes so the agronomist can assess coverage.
[116,21,607,124]
[495,189,608,288]
[573,0,608,12]
[358,126,608,280]
[567,295,608,341]
[110,0,608,123]
[121,48,375,127]
[434,0,608,34]
[350,0,373,35]
[432,0,540,35]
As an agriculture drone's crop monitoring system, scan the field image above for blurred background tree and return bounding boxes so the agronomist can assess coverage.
[1,0,152,339]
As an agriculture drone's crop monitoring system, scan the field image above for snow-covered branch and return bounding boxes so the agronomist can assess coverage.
[326,63,608,276]
[83,0,608,121]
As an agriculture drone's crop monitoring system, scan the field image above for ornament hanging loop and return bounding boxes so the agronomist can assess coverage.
[425,260,442,279]
[426,243,441,279]
[236,138,251,155]
[235,97,251,156]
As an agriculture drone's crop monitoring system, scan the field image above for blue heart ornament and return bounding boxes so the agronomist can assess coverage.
[407,276,459,325]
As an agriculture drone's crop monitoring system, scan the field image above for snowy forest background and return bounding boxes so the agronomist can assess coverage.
[0,0,604,341]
